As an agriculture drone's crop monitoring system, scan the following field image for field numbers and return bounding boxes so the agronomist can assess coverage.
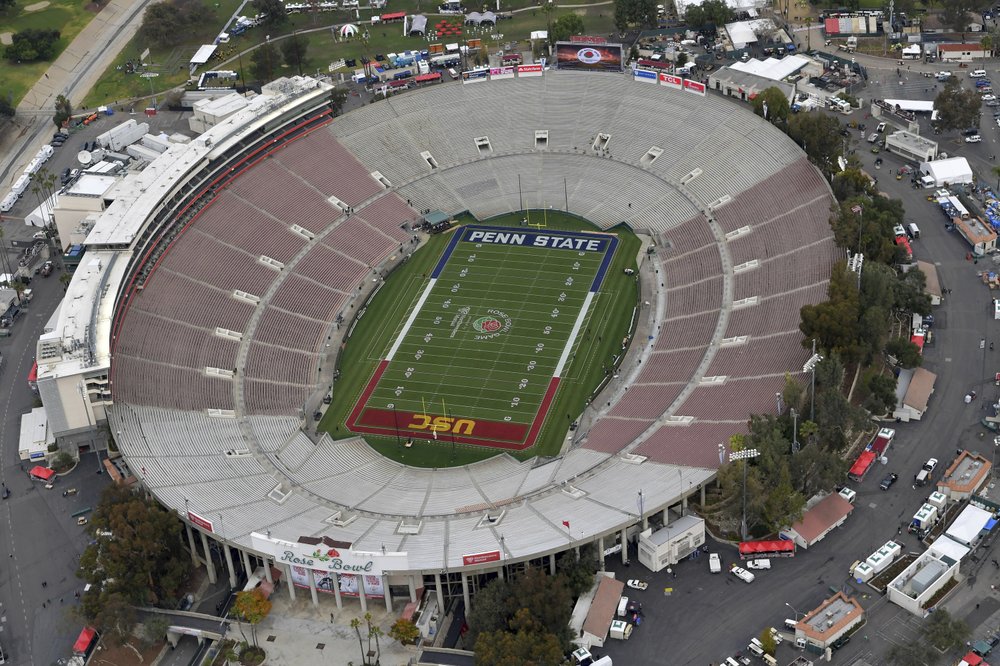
[404,367,415,378]
[518,378,529,390]
[451,283,460,293]
[510,397,521,407]
[468,254,477,263]
[535,343,545,353]
[558,292,567,303]
[551,308,560,318]
[526,360,537,371]
[442,299,452,309]
[543,325,552,335]
[503,416,512,421]
[572,261,581,271]
[433,316,442,325]
[459,268,468,278]
[394,386,404,397]
[565,277,574,287]
[423,332,434,343]
[414,348,425,360]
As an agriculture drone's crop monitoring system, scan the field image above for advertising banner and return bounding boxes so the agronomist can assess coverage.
[490,66,515,80]
[188,511,214,532]
[251,532,408,577]
[633,68,657,83]
[462,550,502,566]
[683,78,707,96]
[659,72,683,90]
[517,63,543,77]
[288,566,386,598]
[462,67,490,83]
[554,42,623,72]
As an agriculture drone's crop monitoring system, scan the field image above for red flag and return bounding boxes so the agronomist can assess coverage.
[562,520,570,529]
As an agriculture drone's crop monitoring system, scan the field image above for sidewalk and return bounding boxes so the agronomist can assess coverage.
[241,591,416,666]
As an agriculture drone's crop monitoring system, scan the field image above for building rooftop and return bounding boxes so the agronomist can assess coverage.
[789,493,853,543]
[915,260,941,297]
[66,174,118,198]
[889,551,950,599]
[939,451,991,496]
[886,130,937,153]
[583,575,625,640]
[644,515,703,546]
[711,66,795,99]
[903,367,936,411]
[799,592,864,640]
[955,216,997,245]
[729,54,810,81]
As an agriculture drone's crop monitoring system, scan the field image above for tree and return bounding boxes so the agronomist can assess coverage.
[832,168,873,202]
[0,96,13,119]
[465,578,515,646]
[4,29,60,62]
[683,0,731,29]
[53,94,72,129]
[138,0,211,50]
[475,608,566,666]
[613,0,630,31]
[550,13,585,43]
[751,86,789,126]
[281,33,309,76]
[233,589,272,648]
[253,0,288,24]
[250,42,280,83]
[859,369,897,415]
[830,196,906,264]
[759,628,777,655]
[943,1,988,32]
[925,609,970,651]
[329,87,348,116]
[787,112,845,175]
[885,641,933,666]
[885,337,923,368]
[77,484,189,633]
[613,0,657,30]
[0,0,15,10]
[982,33,994,62]
[799,262,861,360]
[896,267,932,316]
[388,618,420,645]
[934,77,982,133]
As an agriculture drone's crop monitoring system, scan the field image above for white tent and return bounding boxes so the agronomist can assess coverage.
[675,0,767,18]
[944,504,992,547]
[919,157,974,187]
[408,14,427,34]
[883,98,935,113]
[339,23,359,37]
[190,44,218,66]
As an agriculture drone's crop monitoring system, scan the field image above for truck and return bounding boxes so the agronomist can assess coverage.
[847,428,894,481]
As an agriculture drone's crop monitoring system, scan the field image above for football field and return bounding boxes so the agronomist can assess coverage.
[346,225,618,449]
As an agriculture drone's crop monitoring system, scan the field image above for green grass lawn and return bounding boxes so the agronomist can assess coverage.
[0,0,99,105]
[322,212,639,468]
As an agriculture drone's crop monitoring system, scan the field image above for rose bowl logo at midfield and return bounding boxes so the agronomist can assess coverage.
[471,309,512,340]
[577,47,603,64]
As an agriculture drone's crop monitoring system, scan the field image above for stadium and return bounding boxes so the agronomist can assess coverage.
[37,70,837,614]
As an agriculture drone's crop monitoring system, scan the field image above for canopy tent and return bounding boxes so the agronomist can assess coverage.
[729,54,809,81]
[738,539,795,557]
[189,44,218,66]
[465,10,496,24]
[73,627,96,655]
[29,465,55,481]
[883,98,935,113]
[945,504,993,546]
[919,157,974,187]
[339,23,359,37]
[408,14,427,34]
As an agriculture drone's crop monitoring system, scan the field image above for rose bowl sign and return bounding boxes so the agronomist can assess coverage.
[251,533,408,576]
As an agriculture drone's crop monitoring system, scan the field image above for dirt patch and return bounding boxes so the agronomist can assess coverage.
[23,1,50,10]
[0,32,11,46]
[89,640,164,666]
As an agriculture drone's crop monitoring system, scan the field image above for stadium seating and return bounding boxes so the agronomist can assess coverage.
[109,72,839,562]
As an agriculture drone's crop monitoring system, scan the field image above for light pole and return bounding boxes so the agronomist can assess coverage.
[776,392,783,415]
[994,436,999,479]
[803,341,823,423]
[785,601,804,620]
[852,203,864,290]
[729,448,760,541]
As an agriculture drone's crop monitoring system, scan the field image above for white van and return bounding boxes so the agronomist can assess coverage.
[447,67,459,79]
[971,69,988,78]
[908,222,920,239]
[838,487,857,504]
[784,618,798,631]
[616,596,629,617]
[746,558,771,570]
[709,553,722,573]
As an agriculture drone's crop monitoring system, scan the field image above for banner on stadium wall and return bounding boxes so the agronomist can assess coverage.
[659,72,683,90]
[490,66,515,80]
[633,68,657,83]
[683,79,707,96]
[554,42,623,72]
[517,63,543,77]
[288,565,386,598]
[462,67,490,83]
[250,532,408,577]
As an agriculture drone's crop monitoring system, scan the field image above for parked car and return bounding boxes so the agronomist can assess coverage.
[879,472,898,490]
[730,565,755,583]
[709,553,721,573]
[746,558,771,570]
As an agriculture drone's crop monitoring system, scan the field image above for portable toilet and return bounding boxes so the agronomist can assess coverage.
[913,503,937,529]
[866,550,891,575]
[927,491,948,511]
[852,561,874,583]
[609,620,632,640]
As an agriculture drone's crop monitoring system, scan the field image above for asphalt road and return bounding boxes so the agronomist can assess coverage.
[0,258,113,666]
[600,98,1000,666]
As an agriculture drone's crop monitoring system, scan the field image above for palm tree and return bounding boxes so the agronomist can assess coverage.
[350,617,366,665]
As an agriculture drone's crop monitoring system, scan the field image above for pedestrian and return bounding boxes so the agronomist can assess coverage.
[41,581,47,588]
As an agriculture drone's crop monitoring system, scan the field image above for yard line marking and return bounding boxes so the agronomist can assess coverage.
[555,291,595,377]
[385,278,437,360]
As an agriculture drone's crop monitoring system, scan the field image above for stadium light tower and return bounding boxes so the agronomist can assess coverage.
[729,448,759,541]
[803,339,823,422]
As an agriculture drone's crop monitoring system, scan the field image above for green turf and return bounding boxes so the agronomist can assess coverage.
[321,211,641,467]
